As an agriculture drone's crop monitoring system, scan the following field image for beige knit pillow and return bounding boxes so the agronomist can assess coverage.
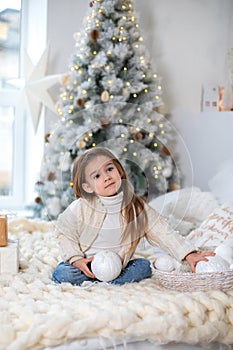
[187,202,233,248]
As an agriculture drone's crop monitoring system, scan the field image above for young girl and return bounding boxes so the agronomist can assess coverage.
[52,147,214,286]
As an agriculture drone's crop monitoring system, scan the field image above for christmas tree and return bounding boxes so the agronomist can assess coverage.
[32,0,180,219]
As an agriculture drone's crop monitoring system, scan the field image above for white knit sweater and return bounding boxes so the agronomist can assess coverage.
[56,195,196,267]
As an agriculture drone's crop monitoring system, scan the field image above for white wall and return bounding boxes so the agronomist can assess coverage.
[47,0,86,74]
[135,0,233,113]
[134,0,233,190]
[46,0,233,191]
[45,0,87,130]
[173,110,233,188]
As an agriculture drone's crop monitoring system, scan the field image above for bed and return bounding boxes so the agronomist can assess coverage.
[1,186,233,350]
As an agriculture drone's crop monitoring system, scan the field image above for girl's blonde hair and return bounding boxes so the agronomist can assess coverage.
[72,147,148,244]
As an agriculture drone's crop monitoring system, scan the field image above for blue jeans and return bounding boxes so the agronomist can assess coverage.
[52,258,152,286]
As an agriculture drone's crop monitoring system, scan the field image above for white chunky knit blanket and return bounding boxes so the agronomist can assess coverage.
[1,216,233,350]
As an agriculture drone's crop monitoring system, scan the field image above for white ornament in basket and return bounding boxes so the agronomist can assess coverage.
[214,243,233,265]
[154,254,180,272]
[196,255,229,273]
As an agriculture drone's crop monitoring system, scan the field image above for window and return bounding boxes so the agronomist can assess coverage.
[0,105,15,197]
[0,0,49,211]
[0,0,25,209]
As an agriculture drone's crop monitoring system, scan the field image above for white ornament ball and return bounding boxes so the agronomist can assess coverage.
[47,197,61,217]
[162,166,172,178]
[154,255,177,272]
[91,251,122,282]
[215,244,233,265]
[196,255,229,273]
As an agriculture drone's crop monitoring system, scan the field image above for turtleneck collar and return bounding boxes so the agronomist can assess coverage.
[99,191,123,212]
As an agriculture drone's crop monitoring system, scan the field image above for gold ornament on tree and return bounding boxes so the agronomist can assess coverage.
[76,139,86,149]
[60,74,70,86]
[101,90,109,102]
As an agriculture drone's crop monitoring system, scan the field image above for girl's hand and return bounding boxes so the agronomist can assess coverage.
[72,257,95,278]
[185,251,216,273]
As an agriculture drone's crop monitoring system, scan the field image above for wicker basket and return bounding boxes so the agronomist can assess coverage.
[154,268,233,292]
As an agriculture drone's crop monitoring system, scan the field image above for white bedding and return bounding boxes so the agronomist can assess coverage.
[45,338,211,350]
[1,188,233,350]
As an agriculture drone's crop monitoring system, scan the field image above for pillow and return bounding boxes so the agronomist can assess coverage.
[186,202,233,248]
[165,190,218,223]
[149,187,201,216]
[149,187,218,235]
[165,214,195,236]
[208,160,233,204]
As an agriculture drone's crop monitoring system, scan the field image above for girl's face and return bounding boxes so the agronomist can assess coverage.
[82,155,122,197]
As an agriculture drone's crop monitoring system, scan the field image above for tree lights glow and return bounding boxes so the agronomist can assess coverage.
[31,0,180,219]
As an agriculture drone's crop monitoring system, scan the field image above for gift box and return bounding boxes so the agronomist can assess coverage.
[0,239,19,274]
[0,215,8,247]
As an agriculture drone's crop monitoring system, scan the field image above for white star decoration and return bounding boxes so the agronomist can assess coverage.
[17,47,61,131]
